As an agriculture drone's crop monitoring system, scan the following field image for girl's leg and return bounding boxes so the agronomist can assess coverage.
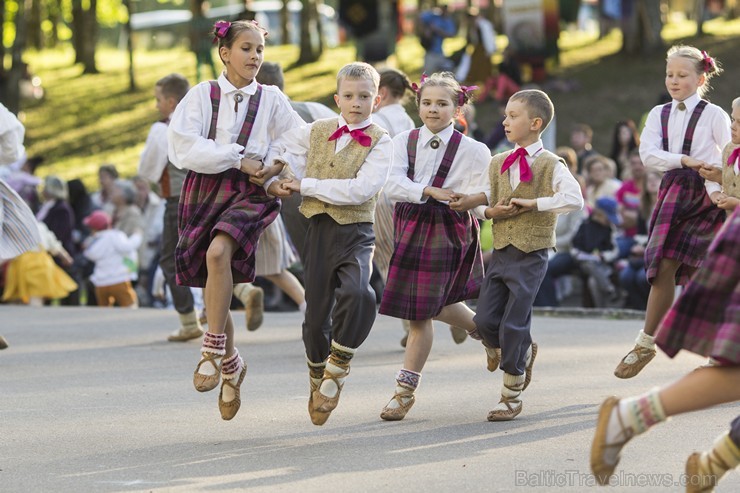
[381,319,434,421]
[435,302,476,332]
[264,270,306,313]
[204,234,237,355]
[592,366,740,485]
[614,257,680,379]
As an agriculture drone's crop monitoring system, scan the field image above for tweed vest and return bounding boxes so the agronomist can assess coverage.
[722,143,740,199]
[299,118,387,225]
[489,149,562,253]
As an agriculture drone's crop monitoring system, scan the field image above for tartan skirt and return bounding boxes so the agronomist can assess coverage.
[379,200,483,320]
[644,168,725,286]
[175,168,280,287]
[655,208,740,364]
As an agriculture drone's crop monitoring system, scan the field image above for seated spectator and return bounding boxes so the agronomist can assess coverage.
[619,169,661,310]
[91,164,119,216]
[571,123,597,174]
[584,154,621,210]
[615,150,646,256]
[610,120,640,180]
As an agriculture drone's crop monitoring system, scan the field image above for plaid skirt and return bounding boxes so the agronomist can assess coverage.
[645,168,725,286]
[379,200,483,320]
[175,168,280,287]
[655,208,740,364]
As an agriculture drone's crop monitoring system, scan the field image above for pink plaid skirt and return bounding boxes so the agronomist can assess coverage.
[175,168,279,287]
[645,168,725,285]
[379,201,483,320]
[655,208,740,364]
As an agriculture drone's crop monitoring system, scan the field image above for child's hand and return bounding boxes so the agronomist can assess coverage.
[485,198,520,219]
[717,195,740,211]
[698,164,722,184]
[710,191,726,205]
[423,186,456,203]
[267,180,292,198]
[281,178,301,193]
[509,198,537,211]
[449,192,488,212]
[250,162,284,186]
[240,157,263,176]
[680,156,706,171]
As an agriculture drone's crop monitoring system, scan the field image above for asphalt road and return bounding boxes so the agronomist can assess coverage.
[1,305,738,492]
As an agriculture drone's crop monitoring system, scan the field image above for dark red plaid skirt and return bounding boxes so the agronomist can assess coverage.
[644,168,725,285]
[379,200,483,320]
[175,168,279,287]
[655,208,740,364]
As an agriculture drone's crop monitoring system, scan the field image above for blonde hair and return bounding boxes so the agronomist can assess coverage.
[666,45,722,97]
[509,89,554,131]
[336,62,380,93]
[415,72,473,107]
[733,97,740,110]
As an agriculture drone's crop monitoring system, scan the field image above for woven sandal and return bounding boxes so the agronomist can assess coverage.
[685,450,729,493]
[614,344,656,379]
[450,325,468,344]
[590,396,633,485]
[309,368,349,426]
[245,287,264,331]
[486,346,501,372]
[193,352,222,392]
[487,395,522,422]
[380,390,416,421]
[218,364,247,421]
[523,342,538,391]
[307,379,330,426]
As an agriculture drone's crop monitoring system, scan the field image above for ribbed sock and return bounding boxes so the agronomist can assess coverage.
[319,341,355,398]
[220,349,244,403]
[385,369,420,410]
[197,332,226,377]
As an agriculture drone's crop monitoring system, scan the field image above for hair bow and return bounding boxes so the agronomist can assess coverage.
[411,73,429,93]
[700,50,714,73]
[458,84,478,106]
[214,20,231,40]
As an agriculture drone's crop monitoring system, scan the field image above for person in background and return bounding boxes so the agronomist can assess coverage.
[610,120,640,180]
[418,5,457,74]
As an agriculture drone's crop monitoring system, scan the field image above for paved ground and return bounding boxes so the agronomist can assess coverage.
[0,305,738,492]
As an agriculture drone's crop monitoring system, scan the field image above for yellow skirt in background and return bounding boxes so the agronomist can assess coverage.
[2,251,77,303]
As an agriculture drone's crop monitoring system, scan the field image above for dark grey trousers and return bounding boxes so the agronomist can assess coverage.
[474,246,548,375]
[160,197,195,315]
[302,214,376,363]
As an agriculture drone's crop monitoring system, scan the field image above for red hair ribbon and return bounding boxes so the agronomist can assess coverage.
[700,50,714,73]
[214,20,231,41]
[411,73,429,93]
[458,84,478,106]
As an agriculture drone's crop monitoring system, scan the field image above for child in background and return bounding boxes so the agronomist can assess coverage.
[378,72,491,421]
[83,210,141,308]
[451,89,584,421]
[614,45,730,379]
[272,62,393,426]
[700,96,740,211]
[167,20,304,420]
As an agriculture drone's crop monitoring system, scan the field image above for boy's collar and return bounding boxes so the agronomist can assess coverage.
[338,114,373,130]
[514,140,544,157]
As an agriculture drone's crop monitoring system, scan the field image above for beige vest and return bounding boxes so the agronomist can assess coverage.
[489,150,562,253]
[722,143,740,199]
[299,118,387,225]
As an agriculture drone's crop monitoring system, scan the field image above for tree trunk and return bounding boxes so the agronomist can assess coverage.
[27,0,42,50]
[621,0,663,55]
[79,0,99,73]
[5,0,27,113]
[71,0,84,64]
[297,0,321,64]
[694,0,705,35]
[123,0,136,91]
[280,0,289,45]
[48,0,62,47]
[0,0,6,67]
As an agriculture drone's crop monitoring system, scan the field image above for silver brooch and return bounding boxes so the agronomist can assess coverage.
[430,138,440,149]
[234,93,244,103]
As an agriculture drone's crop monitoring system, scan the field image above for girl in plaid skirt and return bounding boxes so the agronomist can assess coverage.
[591,208,740,490]
[167,20,304,420]
[614,45,731,379]
[378,73,491,421]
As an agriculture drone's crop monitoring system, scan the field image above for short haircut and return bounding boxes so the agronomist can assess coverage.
[509,89,554,131]
[733,97,740,110]
[156,73,190,102]
[98,164,119,180]
[336,62,380,93]
[572,123,593,139]
[256,62,285,91]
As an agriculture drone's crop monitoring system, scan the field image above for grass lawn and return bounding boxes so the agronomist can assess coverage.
[20,17,740,189]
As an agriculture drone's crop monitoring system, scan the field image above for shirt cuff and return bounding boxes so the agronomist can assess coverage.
[409,183,426,203]
[300,177,318,196]
[536,197,551,211]
[705,180,721,197]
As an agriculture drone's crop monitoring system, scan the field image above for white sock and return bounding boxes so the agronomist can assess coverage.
[221,352,244,403]
[490,373,524,412]
[319,342,355,398]
[602,389,666,466]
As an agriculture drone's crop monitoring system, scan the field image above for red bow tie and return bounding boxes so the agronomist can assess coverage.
[728,147,740,167]
[501,147,533,182]
[328,124,372,147]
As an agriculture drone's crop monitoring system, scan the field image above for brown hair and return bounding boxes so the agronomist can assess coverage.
[156,73,190,102]
[378,68,413,100]
[214,20,267,64]
[415,72,473,107]
[509,89,555,131]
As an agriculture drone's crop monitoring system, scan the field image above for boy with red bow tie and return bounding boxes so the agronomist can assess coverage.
[267,62,393,425]
[451,89,583,421]
[699,96,740,211]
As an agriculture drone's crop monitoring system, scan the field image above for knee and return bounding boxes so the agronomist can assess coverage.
[206,240,231,267]
[342,285,375,308]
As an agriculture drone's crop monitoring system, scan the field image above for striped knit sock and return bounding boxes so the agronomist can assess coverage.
[385,369,421,410]
[220,349,244,403]
[320,341,355,398]
[197,332,226,377]
[307,359,326,390]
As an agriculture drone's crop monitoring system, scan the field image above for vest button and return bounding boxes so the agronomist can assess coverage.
[324,203,329,208]
[508,236,512,240]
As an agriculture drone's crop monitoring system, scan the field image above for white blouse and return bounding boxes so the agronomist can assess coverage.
[168,74,305,175]
[640,92,731,196]
[373,103,415,138]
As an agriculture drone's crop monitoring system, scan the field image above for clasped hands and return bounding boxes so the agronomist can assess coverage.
[442,188,536,219]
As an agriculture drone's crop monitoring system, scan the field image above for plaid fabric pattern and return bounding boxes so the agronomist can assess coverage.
[175,83,280,287]
[655,208,740,364]
[644,168,725,285]
[660,100,708,154]
[379,129,483,320]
